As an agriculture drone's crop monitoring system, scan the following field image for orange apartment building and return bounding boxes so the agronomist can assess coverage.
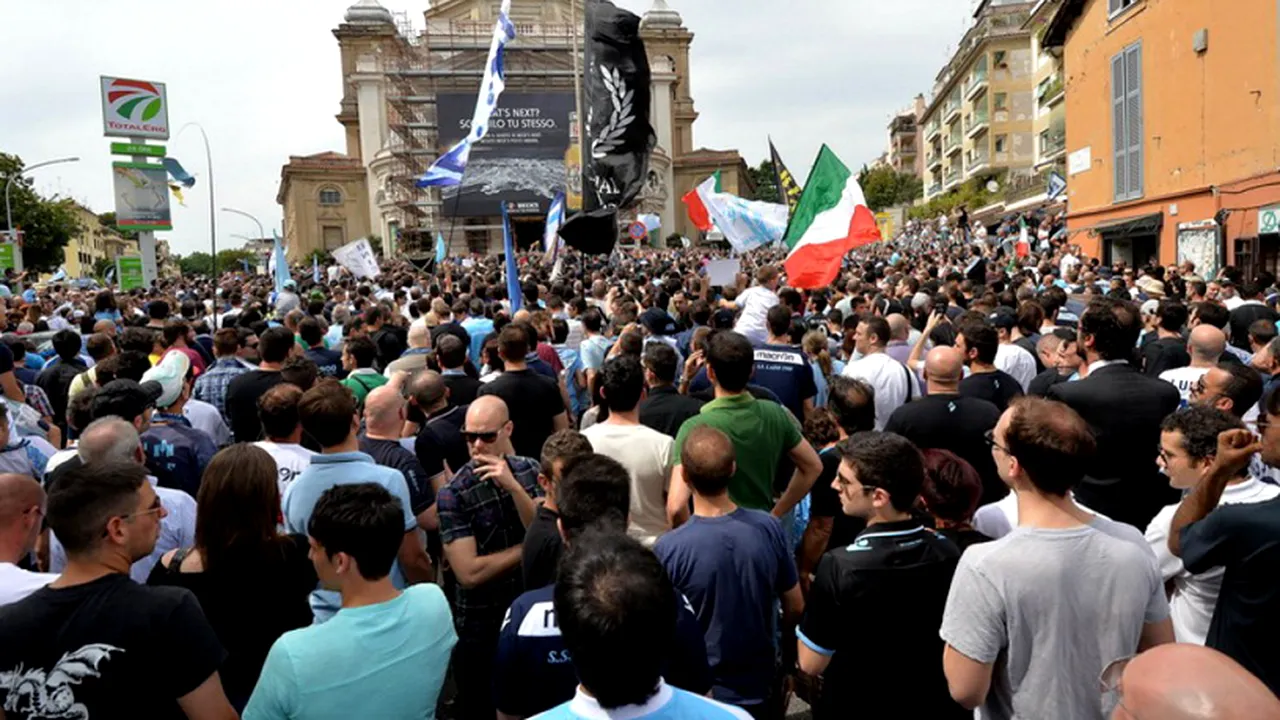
[1043,0,1280,279]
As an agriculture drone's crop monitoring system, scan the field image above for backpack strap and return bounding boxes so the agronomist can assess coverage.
[170,547,194,571]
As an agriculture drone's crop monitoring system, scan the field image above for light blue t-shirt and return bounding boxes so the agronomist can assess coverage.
[461,316,495,367]
[243,584,457,720]
[281,451,417,623]
[532,682,750,720]
[580,334,613,372]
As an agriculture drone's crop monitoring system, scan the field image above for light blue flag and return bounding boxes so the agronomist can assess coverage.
[436,232,447,264]
[162,157,197,188]
[503,204,522,313]
[50,267,66,282]
[543,191,565,254]
[312,254,321,284]
[700,188,789,254]
[416,0,516,187]
[272,231,288,295]
[242,258,251,274]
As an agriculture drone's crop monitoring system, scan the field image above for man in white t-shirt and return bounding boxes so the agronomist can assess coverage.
[184,396,232,448]
[252,384,316,498]
[732,265,781,346]
[1145,406,1280,644]
[842,315,919,430]
[581,356,672,546]
[1159,325,1226,408]
[989,309,1037,391]
[0,474,55,606]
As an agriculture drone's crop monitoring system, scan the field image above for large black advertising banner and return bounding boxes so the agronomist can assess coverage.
[437,92,575,217]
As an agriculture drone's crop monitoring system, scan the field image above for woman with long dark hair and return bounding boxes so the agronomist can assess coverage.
[148,444,316,710]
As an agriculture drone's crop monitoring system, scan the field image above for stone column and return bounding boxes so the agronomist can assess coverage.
[352,55,388,252]
[650,56,678,240]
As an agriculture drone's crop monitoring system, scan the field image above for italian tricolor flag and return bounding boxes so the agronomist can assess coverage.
[682,171,720,231]
[783,146,881,289]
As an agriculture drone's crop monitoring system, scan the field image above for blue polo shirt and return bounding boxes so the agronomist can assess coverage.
[141,414,217,498]
[304,346,346,379]
[282,451,418,623]
[751,343,816,421]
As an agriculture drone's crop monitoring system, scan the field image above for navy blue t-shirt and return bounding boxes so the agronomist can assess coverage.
[654,508,799,705]
[752,344,817,421]
[141,415,218,498]
[493,584,711,717]
[304,347,346,379]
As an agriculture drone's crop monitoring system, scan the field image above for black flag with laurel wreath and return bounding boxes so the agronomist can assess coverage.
[558,0,655,255]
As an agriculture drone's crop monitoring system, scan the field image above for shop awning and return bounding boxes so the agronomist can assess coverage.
[1094,212,1164,238]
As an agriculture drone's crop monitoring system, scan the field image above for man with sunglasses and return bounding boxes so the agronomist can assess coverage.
[941,397,1172,719]
[436,394,543,720]
[0,460,237,719]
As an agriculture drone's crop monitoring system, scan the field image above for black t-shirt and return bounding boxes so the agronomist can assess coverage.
[146,536,316,708]
[477,370,564,460]
[935,526,994,553]
[522,505,563,590]
[416,404,470,478]
[884,393,1006,507]
[443,373,483,408]
[807,448,866,553]
[958,370,1024,413]
[1180,495,1280,694]
[0,574,225,720]
[359,435,435,514]
[0,342,15,375]
[639,386,705,438]
[1142,336,1191,377]
[1028,367,1072,397]
[304,347,346,379]
[372,326,408,371]
[225,369,285,444]
[800,521,966,719]
[430,322,471,353]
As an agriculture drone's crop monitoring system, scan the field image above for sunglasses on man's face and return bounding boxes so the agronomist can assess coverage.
[463,429,500,444]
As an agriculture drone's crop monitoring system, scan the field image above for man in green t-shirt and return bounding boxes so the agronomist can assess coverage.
[340,335,388,407]
[667,330,822,527]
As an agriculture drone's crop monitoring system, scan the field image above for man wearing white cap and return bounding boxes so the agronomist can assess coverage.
[140,352,217,498]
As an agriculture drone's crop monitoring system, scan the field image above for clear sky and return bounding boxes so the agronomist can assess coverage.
[0,0,973,256]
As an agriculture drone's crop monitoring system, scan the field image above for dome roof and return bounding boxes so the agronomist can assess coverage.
[641,0,683,29]
[344,0,393,25]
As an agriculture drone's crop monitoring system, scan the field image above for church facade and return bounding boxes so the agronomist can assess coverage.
[277,0,750,261]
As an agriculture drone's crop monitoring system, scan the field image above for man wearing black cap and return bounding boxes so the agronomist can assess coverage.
[988,308,1037,392]
[639,306,684,367]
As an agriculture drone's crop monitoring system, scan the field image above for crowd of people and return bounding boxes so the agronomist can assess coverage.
[1,220,1280,720]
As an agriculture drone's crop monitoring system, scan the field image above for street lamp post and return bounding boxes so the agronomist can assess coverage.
[4,157,81,264]
[176,123,215,278]
[221,207,264,276]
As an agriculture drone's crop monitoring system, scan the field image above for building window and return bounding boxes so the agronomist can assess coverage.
[993,93,1008,111]
[318,187,343,206]
[1108,0,1138,19]
[993,50,1007,68]
[322,226,345,250]
[994,135,1007,153]
[1112,42,1144,202]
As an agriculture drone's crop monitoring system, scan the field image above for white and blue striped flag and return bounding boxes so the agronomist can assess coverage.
[543,191,566,254]
[416,0,516,187]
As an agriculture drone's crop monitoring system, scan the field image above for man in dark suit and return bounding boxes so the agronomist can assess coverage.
[1228,281,1279,352]
[1048,298,1181,529]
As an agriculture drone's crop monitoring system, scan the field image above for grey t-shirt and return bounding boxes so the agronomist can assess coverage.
[939,517,1168,720]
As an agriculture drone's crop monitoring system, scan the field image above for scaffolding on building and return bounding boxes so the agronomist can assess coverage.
[382,13,582,257]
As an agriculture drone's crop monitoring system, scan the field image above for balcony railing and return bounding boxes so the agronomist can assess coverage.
[925,120,941,140]
[1040,130,1066,158]
[945,167,961,185]
[966,69,989,99]
[928,182,943,196]
[967,150,990,172]
[945,135,963,155]
[964,110,990,137]
[1038,75,1065,107]
[927,151,943,169]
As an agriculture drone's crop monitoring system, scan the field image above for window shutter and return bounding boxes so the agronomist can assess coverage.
[1124,44,1144,199]
[1112,53,1128,201]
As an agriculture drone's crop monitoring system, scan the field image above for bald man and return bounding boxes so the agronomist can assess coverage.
[885,346,1005,505]
[359,385,436,531]
[0,474,55,606]
[885,313,915,367]
[384,321,433,377]
[1111,644,1280,720]
[1161,324,1227,407]
[435,393,544,720]
[654,424,803,715]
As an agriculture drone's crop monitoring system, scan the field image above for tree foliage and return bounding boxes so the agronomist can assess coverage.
[745,160,781,203]
[175,248,261,276]
[856,165,924,213]
[906,170,1007,221]
[0,153,81,273]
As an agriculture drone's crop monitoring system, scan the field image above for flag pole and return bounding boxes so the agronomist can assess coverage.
[571,0,586,206]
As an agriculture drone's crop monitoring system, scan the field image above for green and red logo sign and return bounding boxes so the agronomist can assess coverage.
[100,76,170,140]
